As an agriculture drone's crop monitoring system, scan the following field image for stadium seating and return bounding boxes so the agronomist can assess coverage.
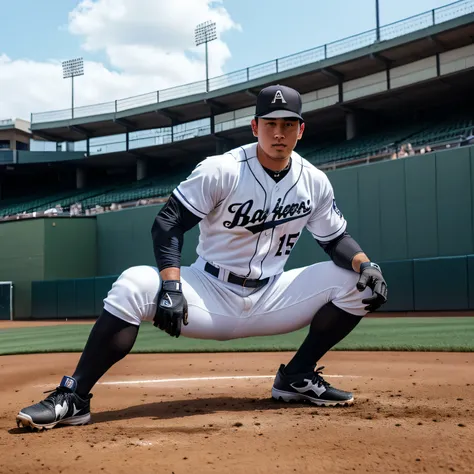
[303,125,420,166]
[1,115,473,218]
[78,168,192,210]
[0,190,79,217]
[304,115,474,167]
[0,167,192,218]
[400,116,473,149]
[295,141,331,156]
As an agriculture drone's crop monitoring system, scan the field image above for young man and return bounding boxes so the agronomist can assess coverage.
[16,84,387,431]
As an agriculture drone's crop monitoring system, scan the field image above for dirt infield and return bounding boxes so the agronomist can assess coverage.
[1,351,473,474]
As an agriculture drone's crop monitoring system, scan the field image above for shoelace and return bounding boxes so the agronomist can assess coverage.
[43,386,92,401]
[40,386,73,409]
[43,386,70,395]
[311,366,331,388]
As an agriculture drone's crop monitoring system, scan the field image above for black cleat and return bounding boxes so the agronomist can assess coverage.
[271,364,354,407]
[16,376,92,431]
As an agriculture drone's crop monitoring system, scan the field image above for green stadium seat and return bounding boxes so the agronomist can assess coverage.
[2,114,472,217]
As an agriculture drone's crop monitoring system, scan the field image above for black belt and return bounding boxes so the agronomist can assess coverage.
[204,262,269,289]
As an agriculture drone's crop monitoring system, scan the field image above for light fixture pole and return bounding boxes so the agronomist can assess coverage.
[62,57,84,119]
[195,21,217,93]
[376,0,381,42]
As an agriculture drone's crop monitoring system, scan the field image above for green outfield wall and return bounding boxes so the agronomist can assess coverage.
[0,218,97,318]
[29,253,474,318]
[0,219,44,319]
[95,146,474,274]
[327,146,474,261]
[96,205,210,275]
[3,145,474,319]
[43,218,97,279]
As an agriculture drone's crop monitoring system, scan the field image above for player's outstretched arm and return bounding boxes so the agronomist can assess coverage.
[150,195,201,337]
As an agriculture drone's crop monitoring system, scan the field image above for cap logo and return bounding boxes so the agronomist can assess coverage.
[271,90,287,104]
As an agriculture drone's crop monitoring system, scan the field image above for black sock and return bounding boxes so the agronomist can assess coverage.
[72,310,139,397]
[284,302,363,375]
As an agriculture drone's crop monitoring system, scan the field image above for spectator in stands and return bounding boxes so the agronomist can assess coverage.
[69,203,82,216]
[397,145,408,158]
[391,144,408,160]
[419,145,432,154]
[461,132,474,146]
[44,207,58,216]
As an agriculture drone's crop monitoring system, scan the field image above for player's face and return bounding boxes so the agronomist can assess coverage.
[252,118,305,162]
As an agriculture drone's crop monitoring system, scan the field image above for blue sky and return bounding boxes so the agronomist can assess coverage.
[0,0,460,119]
[222,0,451,72]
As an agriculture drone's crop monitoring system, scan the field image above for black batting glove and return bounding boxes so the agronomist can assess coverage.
[153,280,189,338]
[356,262,388,312]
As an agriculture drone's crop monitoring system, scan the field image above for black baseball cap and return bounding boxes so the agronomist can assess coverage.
[255,84,303,121]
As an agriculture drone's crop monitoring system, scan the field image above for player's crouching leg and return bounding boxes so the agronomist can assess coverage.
[331,268,373,317]
[15,265,160,431]
[104,265,161,325]
[271,265,378,407]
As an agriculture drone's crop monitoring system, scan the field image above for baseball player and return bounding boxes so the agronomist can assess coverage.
[16,84,387,431]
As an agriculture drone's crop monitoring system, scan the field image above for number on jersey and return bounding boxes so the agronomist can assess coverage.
[275,232,301,256]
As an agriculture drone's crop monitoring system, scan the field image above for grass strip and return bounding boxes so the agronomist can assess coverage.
[0,317,473,356]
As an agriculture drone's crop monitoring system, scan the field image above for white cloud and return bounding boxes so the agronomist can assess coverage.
[0,0,240,121]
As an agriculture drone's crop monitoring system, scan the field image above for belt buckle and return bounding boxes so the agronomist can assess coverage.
[241,277,248,288]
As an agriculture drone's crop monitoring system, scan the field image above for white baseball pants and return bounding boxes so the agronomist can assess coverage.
[103,257,371,341]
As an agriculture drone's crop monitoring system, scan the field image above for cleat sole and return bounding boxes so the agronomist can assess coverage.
[16,412,91,431]
[271,387,354,407]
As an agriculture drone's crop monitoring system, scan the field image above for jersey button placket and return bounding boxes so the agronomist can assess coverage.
[267,186,280,235]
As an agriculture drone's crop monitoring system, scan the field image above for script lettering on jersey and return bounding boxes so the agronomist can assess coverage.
[223,198,312,234]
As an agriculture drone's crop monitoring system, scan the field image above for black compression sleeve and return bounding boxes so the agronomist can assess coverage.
[317,232,363,271]
[151,194,202,271]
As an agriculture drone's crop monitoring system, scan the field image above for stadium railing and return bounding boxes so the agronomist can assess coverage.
[31,0,474,124]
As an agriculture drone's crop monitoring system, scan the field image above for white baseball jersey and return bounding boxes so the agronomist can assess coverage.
[173,142,346,280]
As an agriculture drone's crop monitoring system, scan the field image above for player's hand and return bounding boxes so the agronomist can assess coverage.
[153,280,189,338]
[356,262,388,312]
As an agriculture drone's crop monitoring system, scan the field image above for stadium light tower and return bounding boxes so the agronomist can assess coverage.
[195,21,217,93]
[62,57,84,119]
